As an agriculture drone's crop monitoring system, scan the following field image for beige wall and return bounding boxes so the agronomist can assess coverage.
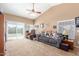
[5,13,33,25]
[35,3,79,47]
[35,3,79,30]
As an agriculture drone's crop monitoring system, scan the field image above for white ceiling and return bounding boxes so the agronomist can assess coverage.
[0,3,61,20]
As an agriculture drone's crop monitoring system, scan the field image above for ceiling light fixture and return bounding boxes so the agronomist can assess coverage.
[30,12,38,16]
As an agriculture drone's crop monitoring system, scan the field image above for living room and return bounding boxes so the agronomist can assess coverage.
[0,3,79,56]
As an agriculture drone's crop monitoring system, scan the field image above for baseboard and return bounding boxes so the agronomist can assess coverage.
[74,46,79,49]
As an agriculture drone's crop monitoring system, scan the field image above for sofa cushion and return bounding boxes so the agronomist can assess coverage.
[49,38,57,44]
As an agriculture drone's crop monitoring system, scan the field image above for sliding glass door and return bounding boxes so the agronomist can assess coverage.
[7,22,17,39]
[7,21,24,40]
[16,23,24,39]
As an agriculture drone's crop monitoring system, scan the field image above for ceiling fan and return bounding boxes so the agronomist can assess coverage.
[26,3,41,14]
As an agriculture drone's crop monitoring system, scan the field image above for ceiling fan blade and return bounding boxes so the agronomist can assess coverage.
[36,11,41,14]
[26,9,32,11]
[26,3,34,12]
[26,3,41,14]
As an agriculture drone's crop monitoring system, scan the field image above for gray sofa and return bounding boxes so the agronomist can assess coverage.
[38,33,63,48]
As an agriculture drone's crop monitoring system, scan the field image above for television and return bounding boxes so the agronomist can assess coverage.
[75,17,79,27]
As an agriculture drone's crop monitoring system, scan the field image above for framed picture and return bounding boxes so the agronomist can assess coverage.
[34,25,39,28]
[41,23,44,28]
[40,23,48,28]
[53,25,57,29]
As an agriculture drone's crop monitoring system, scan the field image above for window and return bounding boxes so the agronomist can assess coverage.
[7,21,25,40]
[25,24,34,32]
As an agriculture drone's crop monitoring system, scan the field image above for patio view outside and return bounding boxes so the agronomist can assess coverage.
[7,21,33,40]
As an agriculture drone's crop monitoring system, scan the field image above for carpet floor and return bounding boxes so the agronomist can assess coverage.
[6,39,76,56]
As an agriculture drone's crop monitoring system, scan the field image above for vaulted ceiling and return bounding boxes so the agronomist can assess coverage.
[0,3,61,20]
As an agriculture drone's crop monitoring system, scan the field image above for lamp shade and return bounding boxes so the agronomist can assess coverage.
[63,29,68,35]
